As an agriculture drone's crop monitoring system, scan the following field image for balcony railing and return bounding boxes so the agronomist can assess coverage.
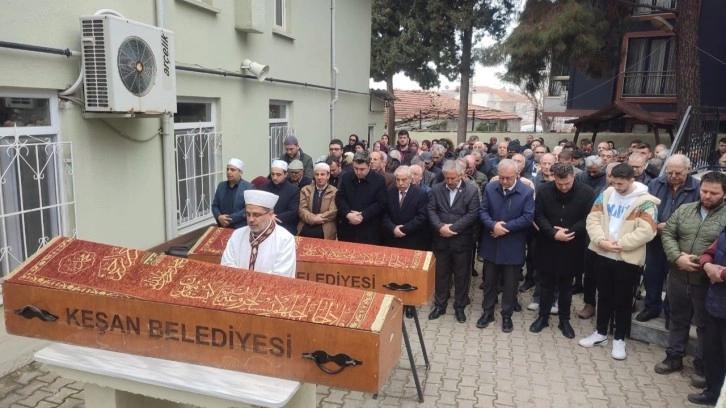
[632,0,677,15]
[548,80,568,97]
[622,71,675,97]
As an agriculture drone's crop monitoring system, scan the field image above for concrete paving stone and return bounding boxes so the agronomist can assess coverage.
[16,390,53,407]
[34,372,60,384]
[319,402,343,408]
[0,392,27,407]
[13,369,43,386]
[436,389,458,405]
[56,398,84,408]
[38,378,76,394]
[42,386,80,404]
[13,380,47,397]
[440,378,459,392]
[493,389,516,406]
[585,385,608,399]
[422,382,440,397]
[455,385,477,401]
[322,388,348,405]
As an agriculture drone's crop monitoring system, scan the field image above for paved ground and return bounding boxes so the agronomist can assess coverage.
[0,271,711,407]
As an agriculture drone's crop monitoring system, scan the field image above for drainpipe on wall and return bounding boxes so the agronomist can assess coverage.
[329,0,339,141]
[156,0,176,241]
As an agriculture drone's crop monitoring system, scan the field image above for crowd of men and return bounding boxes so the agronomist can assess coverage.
[213,132,726,406]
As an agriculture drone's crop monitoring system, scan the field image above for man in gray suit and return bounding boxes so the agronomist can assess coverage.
[427,160,481,323]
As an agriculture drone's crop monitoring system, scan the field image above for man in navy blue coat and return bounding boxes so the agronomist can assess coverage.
[477,159,535,333]
[211,158,253,229]
[259,160,300,235]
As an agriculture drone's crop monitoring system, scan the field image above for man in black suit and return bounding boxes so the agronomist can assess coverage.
[383,165,431,319]
[427,160,481,323]
[335,152,387,245]
[382,166,430,251]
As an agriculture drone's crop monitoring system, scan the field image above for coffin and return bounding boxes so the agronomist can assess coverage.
[189,227,436,306]
[3,237,402,393]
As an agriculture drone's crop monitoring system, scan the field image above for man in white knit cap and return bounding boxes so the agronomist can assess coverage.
[221,190,296,278]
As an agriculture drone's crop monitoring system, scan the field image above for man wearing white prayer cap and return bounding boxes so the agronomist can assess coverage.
[259,160,300,234]
[221,190,296,278]
[211,158,253,229]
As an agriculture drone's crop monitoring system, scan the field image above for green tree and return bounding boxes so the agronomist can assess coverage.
[370,0,439,139]
[426,0,515,143]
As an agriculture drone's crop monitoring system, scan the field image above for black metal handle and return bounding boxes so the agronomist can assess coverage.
[302,350,362,374]
[383,282,418,292]
[14,305,58,322]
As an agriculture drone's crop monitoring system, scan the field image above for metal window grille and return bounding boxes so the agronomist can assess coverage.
[0,128,76,278]
[269,124,293,161]
[667,106,723,173]
[175,126,223,228]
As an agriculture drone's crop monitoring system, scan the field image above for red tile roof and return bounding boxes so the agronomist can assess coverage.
[387,89,521,121]
[472,86,530,103]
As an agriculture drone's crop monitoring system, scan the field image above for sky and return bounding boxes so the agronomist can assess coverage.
[369,62,509,92]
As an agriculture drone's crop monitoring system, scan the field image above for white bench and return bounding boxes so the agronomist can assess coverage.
[35,344,316,408]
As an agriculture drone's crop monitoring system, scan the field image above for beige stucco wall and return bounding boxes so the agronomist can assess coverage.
[0,0,373,250]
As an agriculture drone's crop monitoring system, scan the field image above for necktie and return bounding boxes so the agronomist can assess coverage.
[400,191,406,207]
[504,188,510,196]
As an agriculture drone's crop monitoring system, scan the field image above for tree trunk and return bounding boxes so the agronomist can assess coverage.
[456,27,473,145]
[675,0,700,123]
[386,71,395,139]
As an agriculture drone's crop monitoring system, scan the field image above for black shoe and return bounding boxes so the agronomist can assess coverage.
[513,302,522,313]
[635,309,659,322]
[691,373,708,389]
[428,307,446,320]
[529,316,549,333]
[571,284,584,294]
[471,268,479,277]
[502,316,513,333]
[455,309,466,323]
[654,356,683,374]
[558,321,575,339]
[518,281,535,292]
[687,392,717,406]
[476,313,495,329]
[405,306,415,319]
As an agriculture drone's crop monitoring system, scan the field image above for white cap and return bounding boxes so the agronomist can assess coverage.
[314,162,330,173]
[244,190,279,210]
[227,158,245,171]
[271,159,288,171]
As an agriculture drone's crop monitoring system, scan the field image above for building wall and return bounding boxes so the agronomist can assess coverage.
[0,0,373,252]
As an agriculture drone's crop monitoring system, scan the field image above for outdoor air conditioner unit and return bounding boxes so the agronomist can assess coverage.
[79,14,177,116]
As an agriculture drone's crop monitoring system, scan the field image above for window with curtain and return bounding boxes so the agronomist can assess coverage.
[622,37,676,97]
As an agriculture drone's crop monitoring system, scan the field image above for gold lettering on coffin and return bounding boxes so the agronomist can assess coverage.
[163,276,372,327]
[297,241,424,269]
[98,247,139,281]
[58,251,96,275]
[170,275,219,302]
[141,255,187,291]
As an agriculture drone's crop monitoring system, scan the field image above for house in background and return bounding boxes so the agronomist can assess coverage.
[0,0,374,279]
[544,0,726,140]
[468,86,533,128]
[391,90,521,133]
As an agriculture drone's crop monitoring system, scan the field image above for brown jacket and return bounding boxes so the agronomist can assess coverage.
[297,184,338,240]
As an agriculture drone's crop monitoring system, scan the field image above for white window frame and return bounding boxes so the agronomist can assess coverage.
[173,98,223,233]
[0,89,75,280]
[269,100,292,162]
[273,0,294,39]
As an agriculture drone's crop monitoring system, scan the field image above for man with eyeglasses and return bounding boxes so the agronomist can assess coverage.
[221,190,296,278]
[628,152,651,185]
[328,139,350,172]
[639,155,700,327]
